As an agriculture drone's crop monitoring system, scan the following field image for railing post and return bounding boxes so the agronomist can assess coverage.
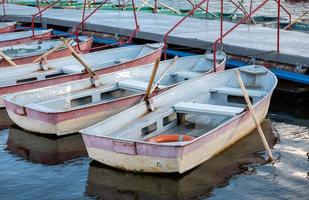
[81,0,87,31]
[31,0,62,38]
[213,0,271,71]
[154,0,158,13]
[277,0,280,53]
[205,0,209,18]
[163,0,207,59]
[1,0,6,21]
[220,0,223,43]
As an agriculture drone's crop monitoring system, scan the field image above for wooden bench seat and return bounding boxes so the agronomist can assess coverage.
[173,102,244,116]
[118,79,166,91]
[61,65,84,74]
[170,71,201,79]
[210,87,267,97]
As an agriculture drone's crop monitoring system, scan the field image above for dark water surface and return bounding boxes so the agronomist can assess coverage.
[0,1,308,199]
[0,91,308,200]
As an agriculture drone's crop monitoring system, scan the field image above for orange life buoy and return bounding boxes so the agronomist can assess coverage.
[146,134,195,143]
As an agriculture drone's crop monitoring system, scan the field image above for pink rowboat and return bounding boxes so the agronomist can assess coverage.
[2,53,226,136]
[0,29,52,47]
[0,43,163,108]
[80,65,277,174]
[0,37,93,67]
[0,22,16,34]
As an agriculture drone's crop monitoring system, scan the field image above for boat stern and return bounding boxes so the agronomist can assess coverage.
[81,134,185,173]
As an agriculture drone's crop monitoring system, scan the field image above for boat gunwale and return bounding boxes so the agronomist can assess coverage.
[0,21,17,32]
[0,37,93,60]
[7,53,225,115]
[81,65,277,149]
[0,29,53,43]
[0,43,163,92]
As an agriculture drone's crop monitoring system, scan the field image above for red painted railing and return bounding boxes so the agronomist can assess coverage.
[75,0,139,51]
[163,0,208,59]
[163,0,278,59]
[273,0,292,25]
[0,0,6,21]
[212,0,284,71]
[31,0,62,38]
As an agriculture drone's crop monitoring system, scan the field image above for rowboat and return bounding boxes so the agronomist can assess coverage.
[86,119,273,199]
[2,53,226,136]
[0,37,93,67]
[6,126,87,165]
[0,22,16,34]
[80,65,277,173]
[0,43,163,108]
[0,29,52,47]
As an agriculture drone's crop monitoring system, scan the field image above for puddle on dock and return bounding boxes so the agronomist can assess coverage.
[0,104,308,199]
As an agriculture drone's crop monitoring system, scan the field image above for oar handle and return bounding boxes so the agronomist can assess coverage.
[145,58,160,100]
[60,37,96,77]
[33,39,71,63]
[235,69,274,161]
[0,50,17,67]
[149,56,178,95]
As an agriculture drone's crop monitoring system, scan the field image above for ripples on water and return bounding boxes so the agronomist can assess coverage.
[0,1,308,199]
[0,89,308,199]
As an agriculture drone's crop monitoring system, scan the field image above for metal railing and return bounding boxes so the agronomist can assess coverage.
[31,0,62,38]
[75,0,140,51]
[212,0,284,70]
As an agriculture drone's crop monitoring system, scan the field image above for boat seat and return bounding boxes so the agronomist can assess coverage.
[210,87,267,97]
[26,103,56,113]
[173,102,244,116]
[239,65,268,75]
[61,65,84,74]
[118,79,166,91]
[170,71,202,79]
[114,58,130,64]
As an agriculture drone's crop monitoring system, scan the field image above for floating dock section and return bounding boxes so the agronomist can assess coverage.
[1,3,309,67]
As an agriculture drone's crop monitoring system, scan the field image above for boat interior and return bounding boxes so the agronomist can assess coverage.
[0,29,51,42]
[0,37,87,59]
[96,66,276,145]
[0,21,16,28]
[0,44,161,87]
[7,55,222,113]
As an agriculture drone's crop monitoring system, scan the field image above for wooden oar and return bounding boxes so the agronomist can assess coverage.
[283,11,308,30]
[0,50,17,67]
[158,2,181,14]
[144,58,160,101]
[60,37,99,86]
[149,56,178,95]
[138,0,154,11]
[235,69,274,161]
[33,39,72,63]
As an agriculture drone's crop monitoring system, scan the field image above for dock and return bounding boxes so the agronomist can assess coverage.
[1,3,309,67]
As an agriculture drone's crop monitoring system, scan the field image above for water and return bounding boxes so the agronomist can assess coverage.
[0,91,308,199]
[0,1,308,199]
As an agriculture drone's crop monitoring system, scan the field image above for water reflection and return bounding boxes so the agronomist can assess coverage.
[0,109,13,130]
[270,81,309,123]
[6,126,87,165]
[85,119,276,200]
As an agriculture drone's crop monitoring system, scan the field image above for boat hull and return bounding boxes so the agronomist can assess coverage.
[0,22,16,34]
[0,46,162,108]
[5,94,144,136]
[0,30,52,48]
[82,93,272,173]
[3,54,224,135]
[0,38,93,67]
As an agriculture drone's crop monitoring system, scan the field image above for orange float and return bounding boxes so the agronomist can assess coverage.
[146,134,195,143]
